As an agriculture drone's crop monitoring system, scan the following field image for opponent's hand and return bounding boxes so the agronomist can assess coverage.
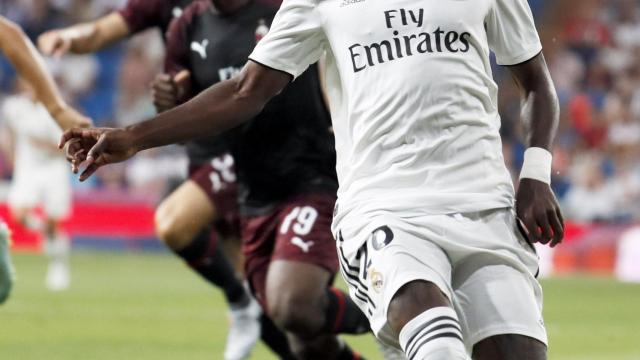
[151,70,190,113]
[59,127,140,181]
[515,178,564,247]
[37,30,72,58]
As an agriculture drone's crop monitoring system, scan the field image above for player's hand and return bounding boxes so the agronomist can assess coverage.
[151,70,190,113]
[59,127,140,181]
[37,30,72,58]
[515,178,564,248]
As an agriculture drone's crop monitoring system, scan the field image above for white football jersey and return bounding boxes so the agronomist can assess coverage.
[3,95,65,175]
[250,0,542,246]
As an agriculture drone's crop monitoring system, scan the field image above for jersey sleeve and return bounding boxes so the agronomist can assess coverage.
[118,0,166,34]
[164,5,199,75]
[248,0,326,79]
[486,0,542,66]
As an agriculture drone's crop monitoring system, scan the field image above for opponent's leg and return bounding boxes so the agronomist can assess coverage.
[388,281,468,360]
[0,222,14,304]
[155,180,261,360]
[155,180,249,304]
[266,260,366,360]
[472,335,546,360]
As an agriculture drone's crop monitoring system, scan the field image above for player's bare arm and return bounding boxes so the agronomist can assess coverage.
[60,61,290,180]
[0,16,91,131]
[38,12,130,57]
[508,52,564,248]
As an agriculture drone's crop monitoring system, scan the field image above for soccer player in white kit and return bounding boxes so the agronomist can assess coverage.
[4,80,73,291]
[0,16,91,301]
[61,0,564,358]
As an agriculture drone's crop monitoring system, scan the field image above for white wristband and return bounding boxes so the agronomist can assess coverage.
[519,147,552,184]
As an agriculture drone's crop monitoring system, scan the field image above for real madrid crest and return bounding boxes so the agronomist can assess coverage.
[370,269,384,293]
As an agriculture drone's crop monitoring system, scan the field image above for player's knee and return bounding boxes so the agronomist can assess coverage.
[387,280,451,334]
[267,290,323,337]
[154,207,192,250]
[472,334,546,360]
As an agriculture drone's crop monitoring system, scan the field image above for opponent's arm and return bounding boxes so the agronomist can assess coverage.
[38,12,130,56]
[152,11,193,113]
[0,17,91,130]
[507,52,564,247]
[61,61,291,180]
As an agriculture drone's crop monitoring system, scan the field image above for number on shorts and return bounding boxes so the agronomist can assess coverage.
[209,154,236,193]
[280,206,318,236]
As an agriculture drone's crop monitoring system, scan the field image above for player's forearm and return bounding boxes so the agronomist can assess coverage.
[64,14,130,54]
[0,21,68,122]
[128,78,268,151]
[128,61,290,151]
[511,53,559,150]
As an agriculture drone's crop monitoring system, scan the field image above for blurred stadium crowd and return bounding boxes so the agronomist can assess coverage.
[0,0,639,223]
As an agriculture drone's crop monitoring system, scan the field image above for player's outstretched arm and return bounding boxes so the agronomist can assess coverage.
[61,61,291,180]
[507,52,564,247]
[0,16,91,131]
[38,12,130,57]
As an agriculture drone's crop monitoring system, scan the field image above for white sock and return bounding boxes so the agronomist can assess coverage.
[45,235,70,261]
[399,307,469,360]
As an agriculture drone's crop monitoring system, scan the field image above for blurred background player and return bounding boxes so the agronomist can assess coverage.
[0,15,90,303]
[37,2,268,359]
[38,0,194,57]
[3,77,72,291]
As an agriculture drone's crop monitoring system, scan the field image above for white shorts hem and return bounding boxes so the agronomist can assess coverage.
[466,325,548,351]
[375,270,453,337]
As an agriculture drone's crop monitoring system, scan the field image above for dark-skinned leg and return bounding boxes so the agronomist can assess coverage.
[387,280,467,360]
[472,334,546,360]
[266,260,362,360]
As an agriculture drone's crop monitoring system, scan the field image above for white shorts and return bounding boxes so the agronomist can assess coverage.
[8,164,71,220]
[335,207,546,353]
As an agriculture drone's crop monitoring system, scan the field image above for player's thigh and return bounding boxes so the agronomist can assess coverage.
[336,218,454,348]
[154,180,215,247]
[266,193,339,329]
[449,209,546,353]
[265,259,333,332]
[472,334,546,360]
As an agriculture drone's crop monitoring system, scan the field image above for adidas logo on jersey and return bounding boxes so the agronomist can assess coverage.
[348,7,471,73]
[340,0,365,7]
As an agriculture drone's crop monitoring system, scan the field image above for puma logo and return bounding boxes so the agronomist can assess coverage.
[291,237,314,253]
[191,39,209,59]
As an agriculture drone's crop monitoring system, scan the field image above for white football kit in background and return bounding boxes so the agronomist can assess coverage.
[4,96,71,220]
[250,0,546,352]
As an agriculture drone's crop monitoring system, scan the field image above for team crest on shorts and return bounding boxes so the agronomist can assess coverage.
[370,269,384,293]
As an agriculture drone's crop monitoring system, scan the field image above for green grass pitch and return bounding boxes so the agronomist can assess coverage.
[1,252,639,359]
